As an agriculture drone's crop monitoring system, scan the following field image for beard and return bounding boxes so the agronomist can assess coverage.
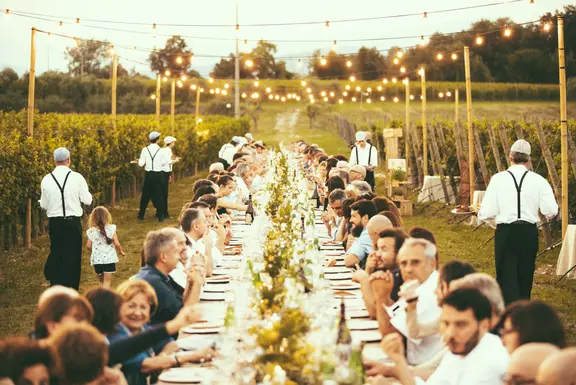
[351,223,364,238]
[447,328,481,356]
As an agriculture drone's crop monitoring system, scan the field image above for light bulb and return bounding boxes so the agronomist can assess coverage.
[367,88,372,93]
[393,58,400,65]
[209,89,215,94]
[436,53,444,60]
[152,23,156,30]
[352,97,357,102]
[151,94,156,100]
[380,96,385,101]
[301,81,307,86]
[165,70,171,76]
[181,75,187,81]
[266,87,271,93]
[451,53,458,61]
[339,99,344,104]
[269,94,273,100]
[400,67,406,73]
[394,97,399,103]
[446,91,452,97]
[242,93,247,98]
[439,92,444,98]
[59,21,63,27]
[320,57,327,66]
[475,36,484,45]
[343,91,348,96]
[346,60,352,67]
[224,83,230,89]
[355,86,361,91]
[504,27,512,37]
[377,86,382,91]
[191,85,197,90]
[330,91,335,97]
[321,91,327,97]
[254,81,259,87]
[396,51,403,58]
[209,77,214,83]
[410,95,415,100]
[323,97,328,102]
[543,23,551,32]
[222,90,228,96]
[383,79,388,84]
[392,78,397,84]
[245,59,254,68]
[349,75,356,82]
[367,99,371,104]
[177,81,183,88]
[307,87,312,93]
[176,56,183,64]
[345,84,351,90]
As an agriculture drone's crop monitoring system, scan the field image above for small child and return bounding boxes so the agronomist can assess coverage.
[87,206,125,288]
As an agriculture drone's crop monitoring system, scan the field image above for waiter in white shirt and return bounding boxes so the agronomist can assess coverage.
[137,131,168,222]
[478,139,558,304]
[217,137,240,169]
[349,131,379,190]
[160,136,179,219]
[40,147,93,289]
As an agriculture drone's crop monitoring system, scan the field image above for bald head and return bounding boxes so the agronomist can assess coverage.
[38,285,79,307]
[367,215,393,246]
[537,347,576,385]
[507,343,560,383]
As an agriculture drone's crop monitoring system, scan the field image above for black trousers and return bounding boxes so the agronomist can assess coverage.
[365,169,376,190]
[44,217,83,290]
[138,171,166,219]
[494,222,539,305]
[161,171,171,217]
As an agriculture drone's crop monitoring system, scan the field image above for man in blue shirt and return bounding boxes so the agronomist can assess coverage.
[135,228,204,325]
[344,200,378,269]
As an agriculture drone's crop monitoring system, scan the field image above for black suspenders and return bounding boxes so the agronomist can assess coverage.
[507,170,529,220]
[50,171,72,217]
[355,144,374,166]
[146,146,161,171]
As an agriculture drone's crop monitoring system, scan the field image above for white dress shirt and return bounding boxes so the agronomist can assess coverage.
[478,164,558,224]
[349,144,378,167]
[388,270,444,365]
[40,165,93,218]
[218,143,237,165]
[416,333,509,385]
[235,176,250,197]
[158,147,174,172]
[138,144,167,172]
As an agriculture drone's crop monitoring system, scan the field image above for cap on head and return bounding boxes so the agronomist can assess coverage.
[54,147,70,162]
[511,139,531,156]
[231,136,240,144]
[149,131,161,141]
[350,165,367,178]
[164,136,176,145]
[355,131,367,141]
[245,133,254,141]
[209,162,224,172]
[337,160,349,169]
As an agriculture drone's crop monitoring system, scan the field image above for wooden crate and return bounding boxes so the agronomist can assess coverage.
[398,200,414,217]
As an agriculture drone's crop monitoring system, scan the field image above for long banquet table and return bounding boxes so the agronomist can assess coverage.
[157,208,390,385]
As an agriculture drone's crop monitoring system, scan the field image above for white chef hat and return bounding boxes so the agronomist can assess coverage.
[231,136,241,144]
[355,131,367,141]
[245,133,254,141]
[54,147,70,162]
[149,131,161,141]
[511,139,531,156]
[164,136,177,145]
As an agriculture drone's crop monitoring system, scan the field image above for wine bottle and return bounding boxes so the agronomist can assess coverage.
[349,342,365,385]
[245,194,254,224]
[336,299,352,364]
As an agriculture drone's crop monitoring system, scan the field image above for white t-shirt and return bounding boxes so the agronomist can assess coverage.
[87,225,119,265]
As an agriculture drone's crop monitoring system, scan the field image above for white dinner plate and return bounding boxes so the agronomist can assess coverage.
[206,276,230,284]
[182,324,223,334]
[351,330,382,343]
[324,267,352,274]
[203,284,229,293]
[158,367,212,383]
[347,309,370,319]
[330,282,361,290]
[212,269,233,276]
[325,272,352,281]
[200,292,226,301]
[333,290,360,299]
[176,335,215,351]
[348,319,379,331]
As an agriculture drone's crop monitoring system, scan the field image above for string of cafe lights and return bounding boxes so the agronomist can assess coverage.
[1,0,529,30]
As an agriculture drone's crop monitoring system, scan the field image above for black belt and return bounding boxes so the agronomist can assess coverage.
[498,220,535,226]
[49,216,81,220]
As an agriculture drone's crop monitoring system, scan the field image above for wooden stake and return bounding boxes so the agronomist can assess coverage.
[155,74,161,127]
[429,124,450,203]
[111,177,117,207]
[472,124,490,186]
[111,53,118,128]
[421,67,428,176]
[409,123,424,186]
[498,123,512,167]
[558,16,569,237]
[195,87,201,129]
[464,46,475,205]
[170,78,176,136]
[25,27,37,249]
[535,122,561,201]
[455,89,459,123]
[405,79,411,182]
[487,124,504,172]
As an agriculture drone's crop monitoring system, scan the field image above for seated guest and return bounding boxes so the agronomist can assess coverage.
[335,198,355,245]
[109,280,214,385]
[343,200,378,268]
[370,238,443,365]
[322,189,346,240]
[409,227,438,265]
[537,348,576,385]
[0,337,53,385]
[366,215,393,247]
[351,180,372,196]
[328,168,349,186]
[322,175,346,208]
[506,343,560,385]
[192,185,217,202]
[380,210,403,228]
[216,175,247,215]
[194,197,227,253]
[373,196,403,226]
[85,288,123,336]
[193,179,214,194]
[496,300,566,355]
[33,294,94,339]
[209,162,224,173]
[354,228,408,318]
[349,165,366,183]
[381,288,509,385]
[181,206,220,277]
[450,273,505,328]
[49,323,109,385]
[135,228,204,324]
[234,163,254,197]
[37,285,79,306]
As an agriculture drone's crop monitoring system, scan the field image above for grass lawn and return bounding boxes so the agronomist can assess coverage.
[1,103,574,345]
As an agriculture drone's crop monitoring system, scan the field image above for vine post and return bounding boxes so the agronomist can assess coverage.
[558,16,569,238]
[25,27,37,249]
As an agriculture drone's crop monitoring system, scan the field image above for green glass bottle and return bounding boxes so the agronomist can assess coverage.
[349,342,365,385]
[223,303,236,328]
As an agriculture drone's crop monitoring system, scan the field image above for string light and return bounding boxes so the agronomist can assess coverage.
[393,58,400,65]
[310,99,315,104]
[380,96,385,101]
[345,84,351,90]
[215,88,221,94]
[209,89,215,94]
[377,86,382,91]
[321,91,327,97]
[423,12,428,19]
[150,94,156,100]
[76,18,80,24]
[352,97,357,102]
[402,78,408,85]
[176,56,183,64]
[245,59,254,68]
[436,53,444,60]
[320,57,327,66]
[475,36,484,45]
[223,89,229,95]
[235,24,239,31]
[410,95,415,100]
[343,91,348,96]
[190,84,197,90]
[400,67,406,73]
[224,83,230,89]
[367,99,372,104]
[396,51,403,58]
[504,26,512,37]
[58,21,63,27]
[254,80,259,87]
[281,96,286,102]
[330,91,335,97]
[392,78,397,83]
[355,86,361,91]
[367,87,372,93]
[268,94,274,100]
[307,87,312,93]
[242,92,247,98]
[420,35,429,46]
[301,80,307,86]
[181,75,187,81]
[451,53,458,61]
[439,92,444,98]
[244,39,248,44]
[323,97,328,102]
[383,79,388,84]
[296,96,301,101]
[266,87,272,93]
[325,20,330,27]
[209,77,214,83]
[446,91,452,97]
[346,60,352,68]
[339,99,344,104]
[165,70,171,76]
[5,9,10,14]
[349,75,356,82]
[275,95,280,100]
[393,97,399,103]
[177,80,183,88]
[163,77,168,82]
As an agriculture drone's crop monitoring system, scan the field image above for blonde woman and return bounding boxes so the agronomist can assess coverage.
[87,206,125,288]
[109,280,214,385]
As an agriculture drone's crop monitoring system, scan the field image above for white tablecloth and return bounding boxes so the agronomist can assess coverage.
[417,176,455,204]
[556,224,576,279]
[469,191,496,229]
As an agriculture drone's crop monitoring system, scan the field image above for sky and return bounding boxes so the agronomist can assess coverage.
[0,0,568,78]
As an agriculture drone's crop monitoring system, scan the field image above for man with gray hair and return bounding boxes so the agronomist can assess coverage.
[478,139,558,304]
[234,162,253,197]
[351,180,372,196]
[323,188,347,240]
[135,228,204,324]
[349,165,366,182]
[40,147,92,290]
[370,238,443,365]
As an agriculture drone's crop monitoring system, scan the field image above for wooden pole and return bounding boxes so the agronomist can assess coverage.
[405,79,411,181]
[155,74,161,127]
[464,46,475,205]
[421,67,428,176]
[195,87,201,129]
[558,16,569,238]
[498,123,512,167]
[170,78,176,136]
[25,27,37,249]
[455,89,459,123]
[111,52,118,128]
[487,124,505,172]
